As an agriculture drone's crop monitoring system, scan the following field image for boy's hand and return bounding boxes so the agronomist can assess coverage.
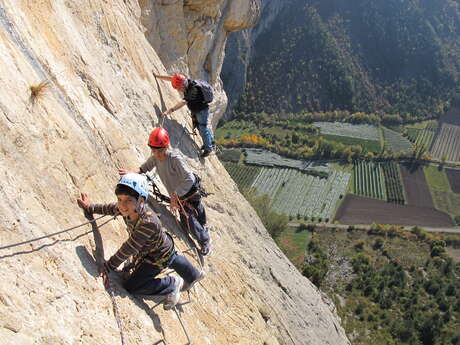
[119,168,140,175]
[170,193,181,211]
[161,109,172,116]
[77,192,90,210]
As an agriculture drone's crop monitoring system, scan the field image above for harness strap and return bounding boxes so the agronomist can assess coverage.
[133,233,176,271]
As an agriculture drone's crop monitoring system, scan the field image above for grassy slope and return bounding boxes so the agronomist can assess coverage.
[424,165,460,219]
[276,227,311,268]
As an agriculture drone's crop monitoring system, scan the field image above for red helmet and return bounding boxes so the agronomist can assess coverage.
[148,127,170,148]
[171,74,186,89]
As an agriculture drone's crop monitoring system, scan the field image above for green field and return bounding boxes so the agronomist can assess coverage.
[322,134,381,152]
[383,127,413,153]
[276,226,311,268]
[222,159,350,221]
[424,165,460,219]
[223,162,260,190]
[405,121,437,151]
[353,161,387,200]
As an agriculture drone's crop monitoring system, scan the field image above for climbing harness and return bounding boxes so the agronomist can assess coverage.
[0,214,108,251]
[131,233,176,272]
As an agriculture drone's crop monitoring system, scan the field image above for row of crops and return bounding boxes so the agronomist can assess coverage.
[383,127,413,153]
[382,161,405,204]
[271,169,350,220]
[250,166,351,220]
[353,161,405,204]
[223,161,351,220]
[406,122,437,150]
[353,161,386,200]
[223,162,260,190]
[313,122,380,141]
[244,148,330,173]
[431,123,460,162]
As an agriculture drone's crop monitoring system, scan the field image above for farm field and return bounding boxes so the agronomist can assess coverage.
[313,122,380,140]
[446,168,460,193]
[253,167,351,220]
[244,148,330,173]
[275,226,311,268]
[321,134,381,152]
[399,164,434,208]
[223,162,260,191]
[424,165,460,220]
[405,121,437,150]
[223,159,351,221]
[430,123,460,162]
[353,161,386,200]
[382,127,413,153]
[218,149,242,163]
[381,161,405,204]
[334,194,454,227]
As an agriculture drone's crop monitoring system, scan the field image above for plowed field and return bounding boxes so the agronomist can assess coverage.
[399,164,434,207]
[334,194,454,227]
[446,168,460,193]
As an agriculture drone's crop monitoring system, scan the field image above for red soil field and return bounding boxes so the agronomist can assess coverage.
[399,164,434,208]
[334,194,454,227]
[446,168,460,193]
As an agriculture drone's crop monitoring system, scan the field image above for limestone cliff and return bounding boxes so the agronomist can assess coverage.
[0,1,350,345]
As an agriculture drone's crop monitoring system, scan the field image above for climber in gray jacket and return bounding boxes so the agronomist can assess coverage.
[119,127,212,255]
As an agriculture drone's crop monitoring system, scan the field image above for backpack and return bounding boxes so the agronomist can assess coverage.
[194,80,214,103]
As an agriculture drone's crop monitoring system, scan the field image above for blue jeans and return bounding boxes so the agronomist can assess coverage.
[180,194,210,246]
[123,253,199,296]
[194,108,215,151]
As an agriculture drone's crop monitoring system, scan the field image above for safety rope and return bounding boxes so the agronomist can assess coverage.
[174,306,192,344]
[85,211,126,345]
[0,214,108,251]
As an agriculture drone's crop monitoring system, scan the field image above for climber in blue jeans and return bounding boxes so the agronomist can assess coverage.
[77,173,205,310]
[154,73,215,158]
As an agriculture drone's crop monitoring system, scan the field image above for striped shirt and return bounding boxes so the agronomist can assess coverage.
[88,203,173,269]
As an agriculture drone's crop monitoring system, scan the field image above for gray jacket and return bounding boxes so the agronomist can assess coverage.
[140,149,195,197]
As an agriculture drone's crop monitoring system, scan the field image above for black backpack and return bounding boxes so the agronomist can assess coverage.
[194,80,214,103]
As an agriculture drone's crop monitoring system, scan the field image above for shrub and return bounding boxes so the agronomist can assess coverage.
[455,215,460,226]
[373,238,385,250]
[354,240,365,251]
[431,245,446,258]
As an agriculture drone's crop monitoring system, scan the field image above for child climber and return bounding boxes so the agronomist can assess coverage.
[77,173,204,310]
[154,73,215,158]
[119,127,212,255]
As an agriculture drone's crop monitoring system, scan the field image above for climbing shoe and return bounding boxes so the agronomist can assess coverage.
[163,276,184,310]
[182,270,206,292]
[200,148,212,158]
[199,238,213,256]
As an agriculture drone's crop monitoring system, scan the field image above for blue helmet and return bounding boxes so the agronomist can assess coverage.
[117,173,149,200]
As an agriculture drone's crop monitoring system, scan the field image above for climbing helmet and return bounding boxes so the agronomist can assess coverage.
[116,173,149,200]
[171,73,186,90]
[148,127,170,148]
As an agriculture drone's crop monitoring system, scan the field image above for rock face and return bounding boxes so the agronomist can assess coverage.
[138,0,260,126]
[0,1,350,345]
